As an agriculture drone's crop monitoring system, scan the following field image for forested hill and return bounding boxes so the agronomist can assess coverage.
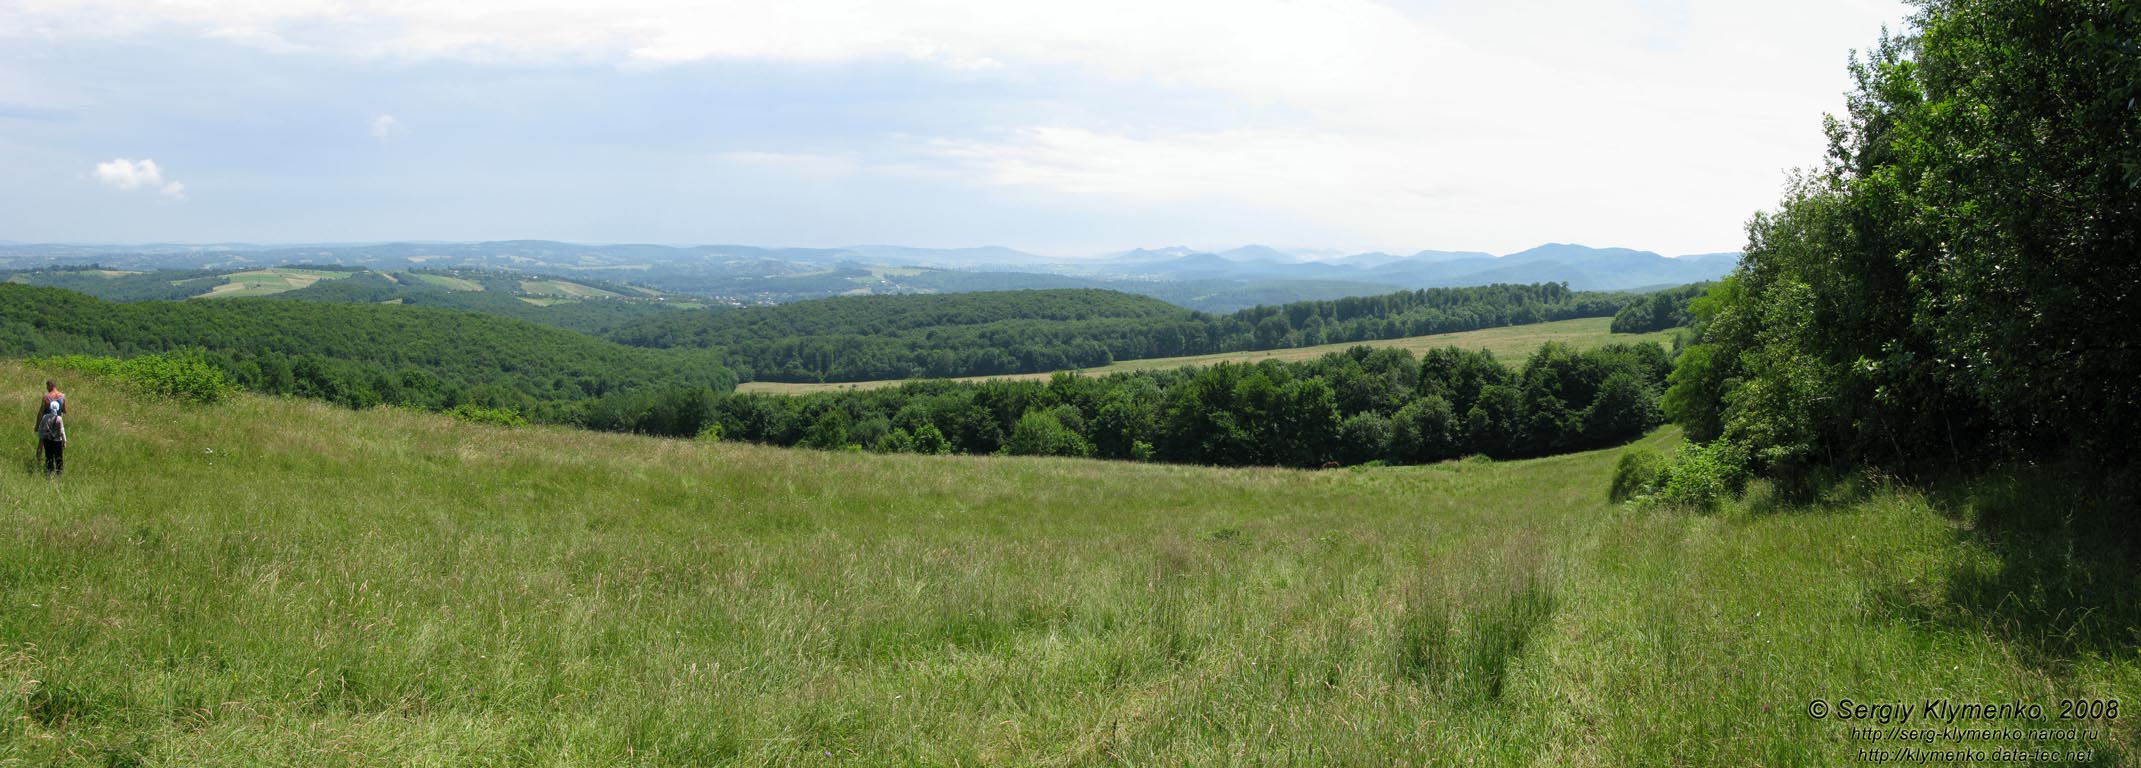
[613,283,1636,383]
[269,270,678,335]
[612,288,1184,346]
[0,284,732,417]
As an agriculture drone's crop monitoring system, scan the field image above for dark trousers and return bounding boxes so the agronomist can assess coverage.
[40,439,62,476]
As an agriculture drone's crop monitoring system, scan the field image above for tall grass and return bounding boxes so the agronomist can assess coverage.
[0,360,2132,765]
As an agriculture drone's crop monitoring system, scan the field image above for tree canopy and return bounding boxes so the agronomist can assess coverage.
[1667,0,2140,479]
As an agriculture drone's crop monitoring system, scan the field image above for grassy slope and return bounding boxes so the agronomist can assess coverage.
[738,316,1675,395]
[1,361,2132,765]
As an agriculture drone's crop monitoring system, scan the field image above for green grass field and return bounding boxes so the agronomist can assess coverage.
[1,361,2132,765]
[401,273,486,292]
[519,279,624,299]
[738,317,1676,395]
[194,268,358,299]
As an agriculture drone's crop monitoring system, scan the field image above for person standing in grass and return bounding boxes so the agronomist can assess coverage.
[36,398,66,477]
[41,379,65,417]
[37,380,68,476]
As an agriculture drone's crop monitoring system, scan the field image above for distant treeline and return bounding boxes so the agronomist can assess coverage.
[673,342,1668,467]
[1610,283,1709,334]
[0,284,732,420]
[613,283,1637,383]
[2,266,229,301]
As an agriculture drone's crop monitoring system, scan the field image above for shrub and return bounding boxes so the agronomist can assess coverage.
[449,403,529,428]
[1608,446,1668,503]
[910,423,952,455]
[38,350,236,404]
[1649,440,1749,512]
[800,409,854,451]
[870,427,913,454]
[1006,409,1092,457]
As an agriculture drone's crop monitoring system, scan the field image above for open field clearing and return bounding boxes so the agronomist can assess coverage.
[401,273,485,292]
[520,279,624,299]
[738,316,1676,394]
[0,360,2130,765]
[195,268,357,299]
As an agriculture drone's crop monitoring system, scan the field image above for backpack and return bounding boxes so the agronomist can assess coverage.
[36,410,62,442]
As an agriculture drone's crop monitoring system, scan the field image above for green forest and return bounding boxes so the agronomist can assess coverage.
[1607,282,1708,334]
[0,284,733,420]
[680,342,1668,467]
[2,278,1678,469]
[612,283,1638,382]
[1658,0,2138,492]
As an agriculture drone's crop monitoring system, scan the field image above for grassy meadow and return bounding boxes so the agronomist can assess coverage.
[736,317,1675,395]
[196,268,359,299]
[1,360,2133,765]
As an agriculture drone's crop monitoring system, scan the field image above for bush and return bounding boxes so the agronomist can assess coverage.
[38,350,236,404]
[1649,440,1749,512]
[449,403,529,428]
[1005,409,1092,457]
[869,428,913,454]
[910,423,952,455]
[1608,447,1668,503]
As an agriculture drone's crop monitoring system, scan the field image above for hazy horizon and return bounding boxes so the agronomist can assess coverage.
[0,238,1741,262]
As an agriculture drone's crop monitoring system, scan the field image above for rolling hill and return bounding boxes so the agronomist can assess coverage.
[0,283,732,416]
[0,240,1738,310]
[734,316,1675,394]
[2,266,688,335]
[611,284,1635,383]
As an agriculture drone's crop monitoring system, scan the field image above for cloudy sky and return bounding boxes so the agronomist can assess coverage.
[0,0,1912,257]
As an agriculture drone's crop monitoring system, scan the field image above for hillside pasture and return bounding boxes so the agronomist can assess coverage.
[0,360,2129,765]
[401,272,485,292]
[520,278,624,298]
[195,268,357,299]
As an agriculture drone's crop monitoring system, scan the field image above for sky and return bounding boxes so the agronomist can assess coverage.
[0,0,1915,257]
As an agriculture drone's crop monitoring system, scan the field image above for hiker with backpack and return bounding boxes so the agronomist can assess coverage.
[41,379,65,417]
[37,398,66,477]
[36,378,66,474]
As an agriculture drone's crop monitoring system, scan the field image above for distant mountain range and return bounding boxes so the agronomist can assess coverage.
[0,240,1738,312]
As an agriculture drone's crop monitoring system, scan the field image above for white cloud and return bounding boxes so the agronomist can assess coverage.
[371,114,405,142]
[93,158,186,200]
[27,0,1915,252]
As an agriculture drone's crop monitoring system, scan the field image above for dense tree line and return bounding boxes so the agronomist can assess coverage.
[1609,283,1710,333]
[672,341,1668,468]
[0,284,733,420]
[614,284,1637,383]
[2,265,228,301]
[1666,0,2140,482]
